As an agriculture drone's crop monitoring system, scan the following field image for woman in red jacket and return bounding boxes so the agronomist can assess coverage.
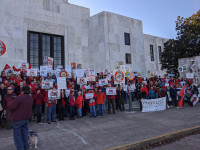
[33,89,43,123]
[68,90,76,120]
[96,88,106,117]
[76,91,83,118]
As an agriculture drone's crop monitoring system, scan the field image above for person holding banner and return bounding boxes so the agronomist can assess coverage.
[107,84,116,114]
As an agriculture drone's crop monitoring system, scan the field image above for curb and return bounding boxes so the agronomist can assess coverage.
[106,126,200,150]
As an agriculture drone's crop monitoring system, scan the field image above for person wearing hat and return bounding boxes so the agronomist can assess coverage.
[76,91,83,118]
[2,86,16,129]
[9,86,33,150]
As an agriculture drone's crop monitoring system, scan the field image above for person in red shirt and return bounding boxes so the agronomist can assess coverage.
[69,91,76,120]
[96,88,106,117]
[33,89,43,123]
[88,89,96,118]
[76,91,83,118]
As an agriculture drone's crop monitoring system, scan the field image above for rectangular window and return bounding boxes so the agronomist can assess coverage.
[125,53,132,64]
[158,46,162,61]
[124,33,130,45]
[28,31,64,69]
[150,45,154,61]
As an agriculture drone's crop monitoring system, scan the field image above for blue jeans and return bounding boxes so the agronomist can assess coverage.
[12,120,29,150]
[98,104,104,116]
[70,106,75,119]
[36,105,42,122]
[77,108,82,117]
[47,105,56,121]
[90,105,96,117]
[131,92,134,101]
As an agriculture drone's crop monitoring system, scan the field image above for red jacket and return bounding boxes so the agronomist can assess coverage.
[76,96,83,108]
[142,87,149,96]
[33,93,44,105]
[69,95,76,106]
[96,92,106,105]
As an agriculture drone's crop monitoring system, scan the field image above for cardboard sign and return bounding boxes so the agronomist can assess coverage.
[186,73,194,79]
[27,69,37,77]
[141,98,166,112]
[114,69,125,85]
[106,87,116,95]
[57,77,67,89]
[99,79,108,86]
[77,77,87,85]
[87,75,95,82]
[42,80,53,89]
[66,90,70,97]
[40,66,48,77]
[85,93,94,99]
[76,69,85,78]
[48,90,60,100]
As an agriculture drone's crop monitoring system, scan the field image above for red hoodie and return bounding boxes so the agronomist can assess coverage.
[76,96,83,108]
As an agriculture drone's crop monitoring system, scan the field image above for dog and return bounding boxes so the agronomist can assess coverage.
[28,131,38,149]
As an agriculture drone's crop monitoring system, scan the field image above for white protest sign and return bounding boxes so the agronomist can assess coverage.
[57,77,67,89]
[190,94,199,106]
[141,97,166,112]
[114,69,125,85]
[65,65,72,73]
[186,73,194,79]
[27,69,37,77]
[77,77,87,85]
[40,66,48,77]
[123,85,128,92]
[76,69,85,78]
[19,61,29,71]
[66,90,70,97]
[85,93,94,99]
[165,83,170,87]
[106,87,116,95]
[129,84,136,92]
[86,75,95,82]
[42,80,53,89]
[99,79,108,86]
[88,69,95,75]
[48,90,60,100]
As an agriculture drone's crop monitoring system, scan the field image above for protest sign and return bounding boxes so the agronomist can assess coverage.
[66,90,70,97]
[19,60,29,71]
[42,80,53,89]
[76,69,84,78]
[88,69,95,75]
[65,65,72,73]
[87,75,95,82]
[47,57,53,68]
[48,90,60,100]
[99,79,108,86]
[165,83,169,87]
[55,69,61,78]
[57,77,67,89]
[85,93,94,99]
[27,69,37,77]
[186,73,194,79]
[114,69,125,85]
[60,71,68,77]
[40,66,48,77]
[106,87,116,95]
[129,84,136,92]
[190,94,199,106]
[123,85,128,92]
[77,77,87,85]
[141,97,166,112]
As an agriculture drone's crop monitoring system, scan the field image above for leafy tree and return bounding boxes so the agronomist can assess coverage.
[161,9,200,75]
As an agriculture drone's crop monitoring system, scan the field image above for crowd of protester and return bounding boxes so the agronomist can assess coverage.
[0,70,199,129]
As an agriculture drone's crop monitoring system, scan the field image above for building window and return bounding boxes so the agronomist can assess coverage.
[158,46,162,61]
[150,45,154,61]
[124,33,130,45]
[125,53,131,64]
[28,31,64,69]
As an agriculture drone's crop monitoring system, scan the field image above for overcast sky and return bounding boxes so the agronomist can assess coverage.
[69,0,200,39]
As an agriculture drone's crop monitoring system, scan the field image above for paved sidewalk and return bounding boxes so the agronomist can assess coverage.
[0,104,200,150]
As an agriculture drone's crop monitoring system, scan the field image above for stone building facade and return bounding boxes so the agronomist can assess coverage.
[0,0,168,76]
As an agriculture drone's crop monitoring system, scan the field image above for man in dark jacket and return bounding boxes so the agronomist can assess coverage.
[169,85,178,107]
[0,83,7,127]
[9,86,33,150]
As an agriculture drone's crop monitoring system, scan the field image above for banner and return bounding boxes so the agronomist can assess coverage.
[76,69,85,78]
[48,90,60,100]
[114,69,125,85]
[42,80,53,89]
[66,90,70,97]
[141,97,166,112]
[85,93,94,99]
[106,87,116,95]
[27,69,37,77]
[87,75,95,82]
[186,73,194,79]
[57,77,67,89]
[190,94,199,106]
[99,79,108,86]
[77,77,87,85]
[40,66,48,77]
